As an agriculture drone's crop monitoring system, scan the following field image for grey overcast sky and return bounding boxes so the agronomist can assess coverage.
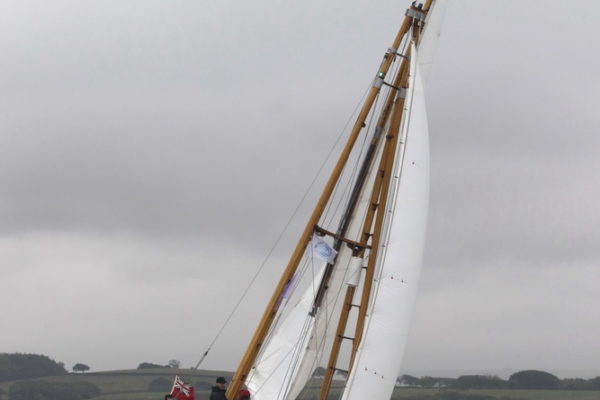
[1,0,599,379]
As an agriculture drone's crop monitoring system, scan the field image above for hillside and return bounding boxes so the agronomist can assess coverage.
[1,369,600,400]
[0,368,230,400]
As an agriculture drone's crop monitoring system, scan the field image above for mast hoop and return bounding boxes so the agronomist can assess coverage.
[372,76,384,89]
[381,80,407,99]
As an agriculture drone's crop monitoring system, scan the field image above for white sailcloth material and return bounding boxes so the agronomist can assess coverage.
[246,264,326,400]
[284,124,389,400]
[247,111,390,400]
[418,0,448,84]
[341,43,430,400]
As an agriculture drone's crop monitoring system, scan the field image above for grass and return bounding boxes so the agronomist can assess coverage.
[455,388,600,400]
[299,386,600,400]
[388,388,600,400]
[1,371,600,400]
[0,368,223,400]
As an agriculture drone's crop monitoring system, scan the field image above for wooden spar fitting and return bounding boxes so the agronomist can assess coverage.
[423,0,434,12]
[317,49,412,400]
[412,17,421,43]
[313,226,370,251]
[225,13,415,400]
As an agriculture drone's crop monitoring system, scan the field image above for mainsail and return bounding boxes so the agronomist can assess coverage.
[341,43,429,400]
[226,1,445,399]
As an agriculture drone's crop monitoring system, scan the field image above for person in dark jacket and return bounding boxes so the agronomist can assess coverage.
[209,377,227,400]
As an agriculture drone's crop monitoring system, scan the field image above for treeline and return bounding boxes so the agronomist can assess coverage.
[8,381,100,400]
[136,359,180,369]
[398,370,600,390]
[1,353,184,382]
[0,354,66,382]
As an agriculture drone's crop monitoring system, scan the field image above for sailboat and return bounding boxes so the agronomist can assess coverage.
[223,1,447,399]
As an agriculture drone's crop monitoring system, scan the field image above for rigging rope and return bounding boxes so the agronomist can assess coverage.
[189,85,373,374]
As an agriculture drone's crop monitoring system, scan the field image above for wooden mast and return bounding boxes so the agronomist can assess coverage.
[348,4,429,374]
[349,43,412,373]
[319,3,431,397]
[318,41,412,400]
[225,13,416,400]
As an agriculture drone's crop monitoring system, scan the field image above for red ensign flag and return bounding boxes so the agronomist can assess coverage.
[170,376,195,400]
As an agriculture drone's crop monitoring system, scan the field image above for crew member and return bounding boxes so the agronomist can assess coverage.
[209,377,227,400]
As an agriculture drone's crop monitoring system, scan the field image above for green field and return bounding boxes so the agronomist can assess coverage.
[391,388,600,400]
[1,370,599,400]
[0,368,221,400]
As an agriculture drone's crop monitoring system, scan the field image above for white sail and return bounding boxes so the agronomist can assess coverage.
[418,0,448,84]
[246,119,389,400]
[234,3,443,399]
[246,262,325,400]
[341,43,430,400]
[284,128,389,400]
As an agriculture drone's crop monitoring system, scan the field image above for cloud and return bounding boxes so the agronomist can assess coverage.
[1,0,599,377]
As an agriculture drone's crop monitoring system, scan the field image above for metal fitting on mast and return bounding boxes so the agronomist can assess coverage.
[405,7,426,22]
[372,71,385,89]
[395,87,408,100]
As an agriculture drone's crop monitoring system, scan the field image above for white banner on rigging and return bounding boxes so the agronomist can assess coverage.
[310,235,337,263]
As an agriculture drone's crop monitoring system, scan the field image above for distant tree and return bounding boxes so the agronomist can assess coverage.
[137,362,166,369]
[429,392,498,400]
[9,380,100,400]
[72,363,90,373]
[168,359,181,369]
[0,353,67,382]
[585,376,600,390]
[398,374,421,387]
[148,377,172,392]
[509,370,560,389]
[453,375,507,389]
[195,381,214,390]
[561,378,587,390]
[418,376,440,388]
